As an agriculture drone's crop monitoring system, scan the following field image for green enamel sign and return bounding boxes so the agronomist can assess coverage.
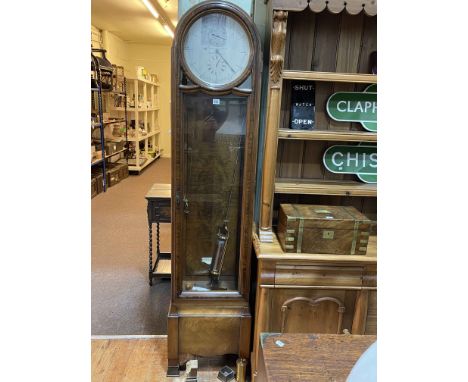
[323,145,377,183]
[356,142,377,183]
[357,173,377,184]
[326,85,377,132]
[361,84,377,132]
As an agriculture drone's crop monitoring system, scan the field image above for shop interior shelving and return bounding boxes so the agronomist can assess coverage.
[91,51,108,191]
[111,77,161,173]
[91,51,129,193]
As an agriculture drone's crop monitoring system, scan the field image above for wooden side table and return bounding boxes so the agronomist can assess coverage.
[145,183,171,286]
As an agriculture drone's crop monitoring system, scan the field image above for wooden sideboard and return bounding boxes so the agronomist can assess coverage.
[251,232,377,381]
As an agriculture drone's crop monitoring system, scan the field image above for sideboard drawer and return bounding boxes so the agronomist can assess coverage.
[274,264,364,287]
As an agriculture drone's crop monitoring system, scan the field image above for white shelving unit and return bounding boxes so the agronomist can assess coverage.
[110,77,161,172]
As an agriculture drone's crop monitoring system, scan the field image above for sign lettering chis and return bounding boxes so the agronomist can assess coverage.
[323,145,377,184]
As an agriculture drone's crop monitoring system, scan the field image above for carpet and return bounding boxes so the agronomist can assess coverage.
[92,158,171,335]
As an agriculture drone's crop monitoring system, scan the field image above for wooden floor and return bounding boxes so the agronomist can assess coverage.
[92,337,228,382]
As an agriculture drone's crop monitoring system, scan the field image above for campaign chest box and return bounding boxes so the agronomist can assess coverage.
[277,204,372,255]
[118,163,129,179]
[91,178,98,198]
[94,173,104,194]
[91,170,103,196]
[105,141,125,156]
[106,163,122,187]
[106,163,129,187]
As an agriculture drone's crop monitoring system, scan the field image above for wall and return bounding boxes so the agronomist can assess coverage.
[101,30,131,70]
[179,0,253,18]
[91,25,102,49]
[92,25,172,157]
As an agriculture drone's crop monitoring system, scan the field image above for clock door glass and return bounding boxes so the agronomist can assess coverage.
[183,13,250,87]
[181,93,247,293]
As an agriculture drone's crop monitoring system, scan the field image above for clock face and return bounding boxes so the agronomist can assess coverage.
[183,13,251,87]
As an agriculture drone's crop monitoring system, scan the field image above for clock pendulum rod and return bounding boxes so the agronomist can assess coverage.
[209,132,244,286]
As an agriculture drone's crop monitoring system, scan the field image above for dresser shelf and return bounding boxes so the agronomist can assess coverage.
[253,231,377,263]
[278,129,377,142]
[275,178,377,197]
[282,70,377,84]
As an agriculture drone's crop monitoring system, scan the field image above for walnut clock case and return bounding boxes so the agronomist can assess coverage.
[167,1,262,376]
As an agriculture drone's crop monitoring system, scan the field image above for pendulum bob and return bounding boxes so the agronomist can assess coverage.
[209,222,229,285]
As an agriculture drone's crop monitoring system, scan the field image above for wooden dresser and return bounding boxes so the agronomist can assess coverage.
[251,232,376,380]
[252,1,378,379]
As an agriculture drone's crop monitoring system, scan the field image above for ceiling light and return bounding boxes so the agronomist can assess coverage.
[141,0,175,39]
[141,0,159,19]
[163,24,174,38]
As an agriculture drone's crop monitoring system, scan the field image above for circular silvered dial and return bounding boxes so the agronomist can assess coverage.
[183,12,251,87]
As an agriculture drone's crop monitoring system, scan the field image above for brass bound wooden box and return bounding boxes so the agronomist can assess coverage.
[277,204,372,255]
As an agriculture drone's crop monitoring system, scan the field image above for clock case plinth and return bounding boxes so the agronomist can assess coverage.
[167,0,262,375]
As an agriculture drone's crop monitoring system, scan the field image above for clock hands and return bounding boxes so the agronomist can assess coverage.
[215,49,235,74]
[211,33,226,41]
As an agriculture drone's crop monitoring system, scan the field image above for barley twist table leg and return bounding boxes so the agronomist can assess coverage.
[156,220,161,258]
[149,221,153,286]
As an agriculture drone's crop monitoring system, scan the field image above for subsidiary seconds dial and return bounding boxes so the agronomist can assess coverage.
[183,13,251,87]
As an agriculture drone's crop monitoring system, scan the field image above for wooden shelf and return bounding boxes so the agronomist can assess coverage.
[253,232,377,264]
[275,178,377,197]
[154,259,171,276]
[127,153,160,172]
[139,107,159,111]
[91,88,126,95]
[282,70,377,84]
[105,148,126,159]
[278,129,377,142]
[112,107,159,112]
[91,148,126,165]
[127,130,160,142]
[91,158,103,166]
[126,77,160,86]
[103,118,125,125]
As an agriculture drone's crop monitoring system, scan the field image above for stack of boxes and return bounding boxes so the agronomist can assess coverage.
[91,167,104,198]
[91,163,128,198]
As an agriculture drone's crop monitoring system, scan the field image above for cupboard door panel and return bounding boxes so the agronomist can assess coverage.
[269,289,356,334]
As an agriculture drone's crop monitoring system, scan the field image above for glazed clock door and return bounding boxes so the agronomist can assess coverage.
[171,1,261,300]
[180,93,247,294]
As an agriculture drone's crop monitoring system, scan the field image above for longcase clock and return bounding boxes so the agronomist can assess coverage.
[167,0,262,376]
